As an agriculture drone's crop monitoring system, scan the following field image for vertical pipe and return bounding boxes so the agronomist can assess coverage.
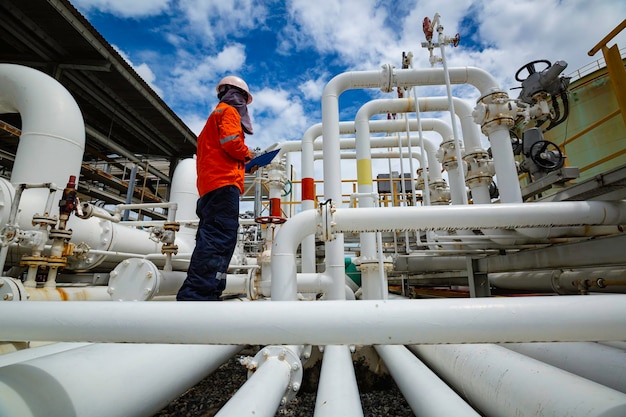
[375,345,480,416]
[122,164,138,221]
[438,29,467,204]
[271,209,319,301]
[300,124,320,274]
[314,345,364,417]
[488,127,523,203]
[254,169,263,218]
[0,64,85,222]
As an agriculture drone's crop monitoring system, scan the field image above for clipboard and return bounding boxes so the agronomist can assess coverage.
[245,149,280,172]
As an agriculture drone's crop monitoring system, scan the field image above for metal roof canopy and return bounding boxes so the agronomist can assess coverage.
[0,0,198,216]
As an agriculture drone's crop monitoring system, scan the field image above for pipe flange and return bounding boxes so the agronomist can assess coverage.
[49,228,73,240]
[475,91,516,135]
[31,215,57,227]
[247,346,304,404]
[161,243,179,255]
[318,200,336,242]
[47,256,67,269]
[0,277,26,301]
[357,258,394,273]
[246,267,259,300]
[379,64,395,93]
[466,174,493,187]
[20,255,48,268]
[163,222,180,232]
[108,258,160,301]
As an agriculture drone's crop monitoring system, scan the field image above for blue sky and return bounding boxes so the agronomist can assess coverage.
[71,0,626,188]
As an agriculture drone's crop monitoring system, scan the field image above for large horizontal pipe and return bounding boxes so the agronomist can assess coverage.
[375,345,480,416]
[501,342,626,393]
[410,344,626,417]
[1,296,625,345]
[0,343,90,367]
[0,343,241,417]
[331,201,626,233]
[489,268,626,294]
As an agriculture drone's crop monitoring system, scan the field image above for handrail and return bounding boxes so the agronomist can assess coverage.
[588,19,626,56]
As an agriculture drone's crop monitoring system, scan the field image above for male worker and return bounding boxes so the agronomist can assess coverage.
[177,75,255,301]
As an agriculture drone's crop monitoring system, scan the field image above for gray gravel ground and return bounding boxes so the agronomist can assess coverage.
[154,346,414,417]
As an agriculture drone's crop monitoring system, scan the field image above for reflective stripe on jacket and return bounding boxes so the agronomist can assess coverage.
[196,101,251,196]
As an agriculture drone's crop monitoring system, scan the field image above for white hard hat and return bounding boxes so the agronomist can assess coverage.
[216,75,253,104]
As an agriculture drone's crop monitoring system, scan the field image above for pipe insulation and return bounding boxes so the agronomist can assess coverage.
[409,344,626,417]
[0,343,242,417]
[1,296,626,345]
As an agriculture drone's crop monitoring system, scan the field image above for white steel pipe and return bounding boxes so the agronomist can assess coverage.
[354,97,486,203]
[0,343,241,417]
[375,345,480,416]
[321,67,501,300]
[353,101,448,298]
[487,126,522,203]
[24,286,111,301]
[0,64,84,220]
[270,209,318,301]
[258,272,332,297]
[331,201,626,233]
[0,343,90,367]
[297,118,451,275]
[156,157,198,253]
[502,342,626,393]
[489,268,626,293]
[410,344,626,417]
[2,296,626,344]
[215,355,292,417]
[314,345,363,417]
[601,341,626,351]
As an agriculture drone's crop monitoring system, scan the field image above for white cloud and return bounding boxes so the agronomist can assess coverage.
[71,0,171,18]
[180,112,208,137]
[174,0,270,45]
[168,44,248,104]
[112,45,163,96]
[282,0,397,69]
[248,88,310,150]
[298,75,328,101]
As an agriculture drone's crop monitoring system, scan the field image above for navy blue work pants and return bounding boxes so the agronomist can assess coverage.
[177,185,240,301]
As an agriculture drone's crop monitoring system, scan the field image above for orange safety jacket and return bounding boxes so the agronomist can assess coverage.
[196,102,251,197]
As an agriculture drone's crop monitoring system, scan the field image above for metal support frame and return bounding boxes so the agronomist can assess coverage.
[466,257,490,297]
